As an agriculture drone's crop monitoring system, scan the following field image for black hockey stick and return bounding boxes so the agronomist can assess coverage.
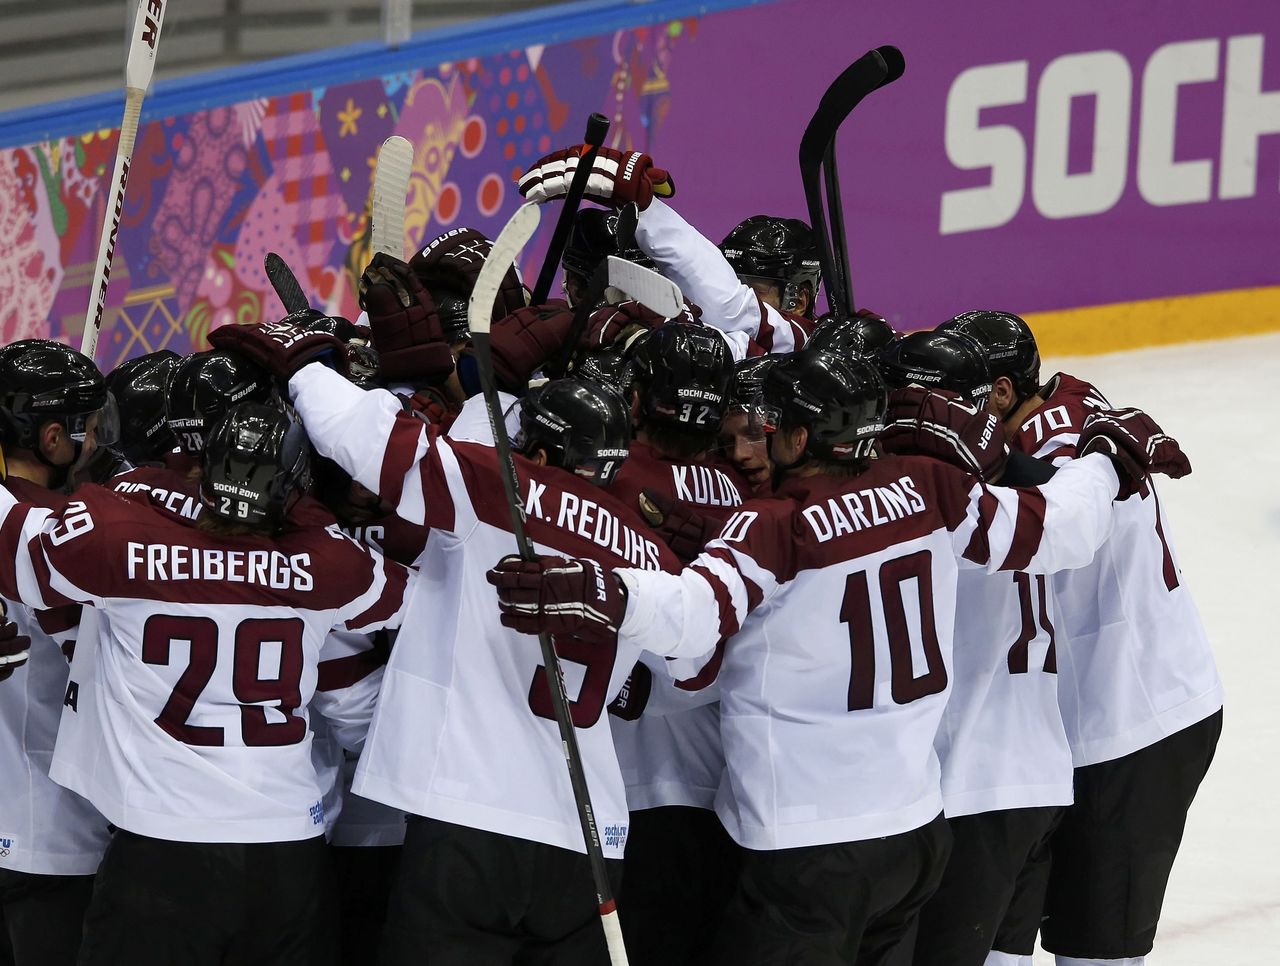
[799,46,905,319]
[467,202,630,966]
[264,252,311,315]
[546,202,639,378]
[530,112,610,306]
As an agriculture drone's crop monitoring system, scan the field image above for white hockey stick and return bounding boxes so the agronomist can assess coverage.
[371,136,414,260]
[605,256,684,319]
[82,0,167,361]
[468,201,630,966]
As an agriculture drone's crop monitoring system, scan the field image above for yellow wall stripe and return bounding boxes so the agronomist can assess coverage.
[1024,286,1280,357]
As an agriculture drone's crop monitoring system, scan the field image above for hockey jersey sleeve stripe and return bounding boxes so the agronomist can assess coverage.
[317,649,384,692]
[673,638,725,692]
[34,605,80,636]
[704,546,766,612]
[1000,489,1048,572]
[343,557,410,633]
[379,410,429,508]
[959,484,999,566]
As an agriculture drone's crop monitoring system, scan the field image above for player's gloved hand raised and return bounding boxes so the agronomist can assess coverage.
[637,488,720,565]
[489,302,577,393]
[0,614,31,684]
[208,321,348,382]
[1078,408,1191,495]
[487,554,628,645]
[880,387,1009,481]
[409,228,527,324]
[359,253,456,384]
[584,300,669,354]
[518,145,675,211]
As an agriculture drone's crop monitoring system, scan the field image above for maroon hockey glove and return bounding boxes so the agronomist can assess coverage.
[880,387,1009,481]
[489,302,577,393]
[518,145,676,211]
[409,228,527,324]
[0,616,31,684]
[584,300,669,354]
[487,554,628,645]
[608,661,652,721]
[359,253,456,384]
[208,321,348,381]
[1079,408,1191,494]
[637,488,719,565]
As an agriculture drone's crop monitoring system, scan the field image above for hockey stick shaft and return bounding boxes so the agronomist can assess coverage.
[530,113,610,306]
[82,0,166,360]
[470,332,629,964]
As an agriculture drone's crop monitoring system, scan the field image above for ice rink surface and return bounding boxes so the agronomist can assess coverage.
[1027,332,1280,964]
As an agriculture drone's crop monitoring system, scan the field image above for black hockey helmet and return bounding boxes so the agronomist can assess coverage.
[105,349,180,465]
[808,312,897,358]
[730,356,777,408]
[939,310,1041,400]
[562,207,656,284]
[720,216,822,318]
[515,378,632,486]
[0,339,114,456]
[200,402,311,529]
[166,350,274,457]
[762,349,886,464]
[876,330,993,404]
[289,309,361,343]
[627,323,734,433]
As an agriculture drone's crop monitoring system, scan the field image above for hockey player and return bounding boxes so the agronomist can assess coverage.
[874,327,1075,966]
[719,215,822,319]
[0,401,410,966]
[561,206,657,308]
[942,310,1223,966]
[105,349,181,466]
[807,311,898,359]
[490,348,1193,966]
[210,316,701,964]
[518,145,812,357]
[717,356,777,494]
[0,341,112,966]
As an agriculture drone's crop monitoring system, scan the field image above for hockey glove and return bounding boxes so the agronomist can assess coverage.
[1078,408,1191,494]
[637,489,720,565]
[208,321,348,382]
[584,300,670,354]
[487,554,628,645]
[359,253,456,384]
[518,145,676,211]
[608,662,652,721]
[409,228,527,325]
[880,387,1009,481]
[0,615,31,683]
[488,302,578,393]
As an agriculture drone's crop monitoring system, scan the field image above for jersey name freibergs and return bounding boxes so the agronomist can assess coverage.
[1013,373,1223,766]
[0,483,409,845]
[289,367,691,859]
[0,477,109,875]
[606,442,744,811]
[615,453,1120,850]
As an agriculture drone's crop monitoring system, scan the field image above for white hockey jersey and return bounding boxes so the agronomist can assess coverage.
[289,366,692,859]
[616,453,1119,850]
[0,476,110,875]
[0,483,409,845]
[1012,374,1223,766]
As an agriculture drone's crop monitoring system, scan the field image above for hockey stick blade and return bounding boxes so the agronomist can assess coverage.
[82,0,168,359]
[371,136,414,259]
[264,253,311,315]
[605,257,683,319]
[468,203,542,337]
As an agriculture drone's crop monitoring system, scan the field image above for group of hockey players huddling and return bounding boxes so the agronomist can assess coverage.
[0,143,1222,966]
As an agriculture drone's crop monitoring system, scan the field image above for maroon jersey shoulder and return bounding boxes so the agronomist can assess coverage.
[1012,372,1111,457]
[343,512,429,567]
[447,439,680,573]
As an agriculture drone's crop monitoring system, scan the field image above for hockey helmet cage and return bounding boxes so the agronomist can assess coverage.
[516,378,632,487]
[166,350,275,457]
[200,402,311,528]
[877,330,993,404]
[763,349,886,463]
[939,310,1041,400]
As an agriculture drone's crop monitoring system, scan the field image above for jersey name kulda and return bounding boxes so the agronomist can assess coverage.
[125,542,315,591]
